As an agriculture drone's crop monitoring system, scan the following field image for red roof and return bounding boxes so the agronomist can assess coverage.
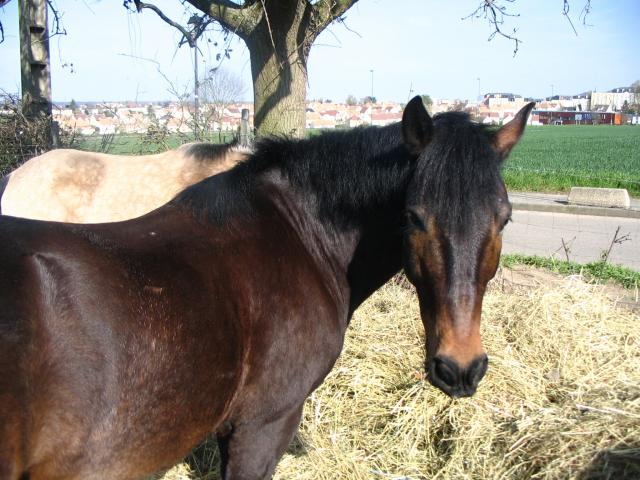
[371,112,401,121]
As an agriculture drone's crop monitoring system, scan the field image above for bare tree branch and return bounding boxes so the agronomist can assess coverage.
[0,0,10,42]
[259,0,276,50]
[0,0,66,44]
[562,0,578,36]
[463,0,522,56]
[185,0,262,38]
[131,0,196,46]
[45,0,67,40]
[579,0,593,26]
[311,0,359,39]
[464,1,593,57]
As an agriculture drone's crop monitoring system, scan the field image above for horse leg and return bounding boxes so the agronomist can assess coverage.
[220,404,304,480]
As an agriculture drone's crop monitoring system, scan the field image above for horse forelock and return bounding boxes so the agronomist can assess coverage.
[407,112,504,234]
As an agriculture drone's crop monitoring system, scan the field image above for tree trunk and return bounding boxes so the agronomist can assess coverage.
[245,1,311,138]
[182,0,358,136]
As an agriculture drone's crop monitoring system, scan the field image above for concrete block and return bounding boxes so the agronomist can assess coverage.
[568,187,630,209]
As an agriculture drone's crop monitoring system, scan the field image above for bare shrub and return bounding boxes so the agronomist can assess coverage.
[0,92,75,175]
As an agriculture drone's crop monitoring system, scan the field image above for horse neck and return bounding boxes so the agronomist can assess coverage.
[256,128,413,320]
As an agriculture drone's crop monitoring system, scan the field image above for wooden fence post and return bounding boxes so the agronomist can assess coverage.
[19,0,56,148]
[240,108,250,147]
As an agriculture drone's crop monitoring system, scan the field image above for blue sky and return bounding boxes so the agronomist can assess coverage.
[0,0,638,103]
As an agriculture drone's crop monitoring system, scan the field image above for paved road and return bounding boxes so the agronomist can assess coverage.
[504,193,640,271]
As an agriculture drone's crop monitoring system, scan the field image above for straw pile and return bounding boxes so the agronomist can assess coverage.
[161,268,640,480]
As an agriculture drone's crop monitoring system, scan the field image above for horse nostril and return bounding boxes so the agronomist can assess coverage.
[433,356,459,388]
[466,355,489,389]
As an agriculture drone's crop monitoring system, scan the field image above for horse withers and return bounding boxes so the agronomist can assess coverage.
[0,142,248,222]
[0,97,533,479]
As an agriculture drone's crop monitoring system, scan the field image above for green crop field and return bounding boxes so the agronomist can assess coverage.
[72,124,640,196]
[75,132,237,155]
[505,125,640,196]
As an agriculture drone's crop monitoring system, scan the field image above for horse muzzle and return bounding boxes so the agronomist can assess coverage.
[426,354,488,398]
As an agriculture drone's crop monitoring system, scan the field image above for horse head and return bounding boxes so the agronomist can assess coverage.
[401,96,534,398]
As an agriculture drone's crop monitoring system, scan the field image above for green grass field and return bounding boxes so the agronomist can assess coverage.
[505,125,640,196]
[74,124,640,196]
[75,131,237,155]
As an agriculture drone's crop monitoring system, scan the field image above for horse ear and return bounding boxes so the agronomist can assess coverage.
[492,102,535,161]
[402,96,433,155]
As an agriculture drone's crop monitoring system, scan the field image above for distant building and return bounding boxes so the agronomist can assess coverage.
[533,110,623,125]
[591,87,637,111]
[482,93,526,109]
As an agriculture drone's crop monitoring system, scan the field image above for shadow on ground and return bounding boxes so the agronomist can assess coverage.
[577,442,640,480]
[172,433,308,479]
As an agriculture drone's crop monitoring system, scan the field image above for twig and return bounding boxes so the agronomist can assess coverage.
[562,0,578,36]
[600,226,631,264]
[45,0,67,40]
[560,236,575,262]
[132,0,196,47]
[580,0,593,26]
[462,0,522,56]
[259,0,277,52]
[576,403,640,418]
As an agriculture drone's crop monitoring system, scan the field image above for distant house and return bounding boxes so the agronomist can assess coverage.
[306,110,337,129]
[483,92,524,109]
[371,112,402,126]
[347,115,366,128]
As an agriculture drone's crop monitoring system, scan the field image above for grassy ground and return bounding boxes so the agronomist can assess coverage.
[501,254,640,290]
[505,125,640,196]
[74,131,237,155]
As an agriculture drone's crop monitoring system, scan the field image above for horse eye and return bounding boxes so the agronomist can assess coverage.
[406,209,427,231]
[500,216,512,232]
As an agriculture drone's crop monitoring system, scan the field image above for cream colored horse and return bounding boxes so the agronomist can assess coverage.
[0,142,248,223]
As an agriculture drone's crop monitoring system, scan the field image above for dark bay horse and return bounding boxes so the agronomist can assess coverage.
[0,97,533,479]
[0,142,248,222]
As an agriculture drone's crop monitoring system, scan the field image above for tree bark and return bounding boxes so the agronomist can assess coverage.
[246,0,311,137]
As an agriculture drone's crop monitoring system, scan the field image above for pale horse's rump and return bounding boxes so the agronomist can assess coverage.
[0,142,248,223]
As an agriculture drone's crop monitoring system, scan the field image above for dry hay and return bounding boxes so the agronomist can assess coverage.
[161,268,640,480]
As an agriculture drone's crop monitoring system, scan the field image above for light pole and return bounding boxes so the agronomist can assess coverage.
[187,14,202,140]
[369,69,374,124]
[476,77,481,118]
[370,69,374,100]
[550,84,554,99]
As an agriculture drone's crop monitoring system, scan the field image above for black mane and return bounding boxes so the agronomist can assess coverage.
[407,112,503,232]
[173,112,503,233]
[172,124,414,227]
[180,140,240,163]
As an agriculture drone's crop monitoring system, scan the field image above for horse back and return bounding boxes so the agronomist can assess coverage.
[1,145,248,223]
